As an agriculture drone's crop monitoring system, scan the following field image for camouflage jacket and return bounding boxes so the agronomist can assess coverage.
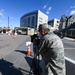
[39,31,66,75]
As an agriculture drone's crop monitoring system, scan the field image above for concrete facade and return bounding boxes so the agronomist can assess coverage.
[20,10,48,29]
[59,14,75,37]
[48,18,60,31]
[60,14,75,30]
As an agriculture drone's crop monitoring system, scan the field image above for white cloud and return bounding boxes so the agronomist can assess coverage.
[43,4,47,9]
[0,12,3,17]
[70,5,75,8]
[70,10,75,15]
[0,9,5,17]
[46,7,52,15]
[66,10,68,13]
[1,9,5,12]
[46,11,50,14]
[48,7,52,11]
[9,17,12,19]
[0,21,3,23]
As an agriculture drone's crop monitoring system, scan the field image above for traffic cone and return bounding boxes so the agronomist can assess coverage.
[27,44,31,56]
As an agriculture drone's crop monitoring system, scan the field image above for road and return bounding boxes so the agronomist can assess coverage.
[0,34,75,75]
[0,34,33,75]
[0,34,30,58]
[62,37,75,60]
[62,37,75,75]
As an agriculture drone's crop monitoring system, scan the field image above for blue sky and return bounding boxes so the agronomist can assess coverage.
[0,0,75,28]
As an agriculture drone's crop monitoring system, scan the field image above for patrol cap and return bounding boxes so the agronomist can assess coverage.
[38,23,51,31]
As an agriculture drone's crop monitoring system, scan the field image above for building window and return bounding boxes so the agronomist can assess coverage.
[39,20,42,23]
[69,23,70,25]
[28,17,30,27]
[31,16,35,28]
[73,17,74,19]
[39,17,43,20]
[22,19,25,27]
[24,19,27,26]
[48,20,54,27]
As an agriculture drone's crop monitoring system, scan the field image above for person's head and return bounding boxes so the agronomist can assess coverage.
[38,23,51,36]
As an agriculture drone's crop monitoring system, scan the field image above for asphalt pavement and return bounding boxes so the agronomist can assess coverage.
[0,34,75,75]
[62,37,75,75]
[0,34,34,75]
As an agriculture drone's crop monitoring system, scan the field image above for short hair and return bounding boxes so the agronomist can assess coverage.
[38,23,51,32]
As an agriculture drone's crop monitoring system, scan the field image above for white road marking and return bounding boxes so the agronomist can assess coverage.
[65,48,75,49]
[64,42,75,43]
[65,57,75,64]
[63,37,75,64]
[63,37,75,41]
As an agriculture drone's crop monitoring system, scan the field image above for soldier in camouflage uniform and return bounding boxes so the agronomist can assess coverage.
[38,23,66,75]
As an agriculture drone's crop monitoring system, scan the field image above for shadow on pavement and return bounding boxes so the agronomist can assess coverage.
[25,56,32,67]
[25,56,43,75]
[66,60,75,75]
[0,58,23,75]
[15,50,27,55]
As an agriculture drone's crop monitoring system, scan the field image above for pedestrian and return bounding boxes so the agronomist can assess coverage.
[30,34,40,57]
[38,23,66,75]
[30,34,42,75]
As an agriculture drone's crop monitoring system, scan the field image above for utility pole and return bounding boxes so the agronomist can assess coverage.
[8,17,9,28]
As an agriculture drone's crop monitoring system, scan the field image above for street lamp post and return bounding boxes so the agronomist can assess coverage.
[8,17,9,28]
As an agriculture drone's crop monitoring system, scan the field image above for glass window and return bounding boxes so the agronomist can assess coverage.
[39,20,42,23]
[31,16,35,28]
[39,17,43,20]
[22,19,25,27]
[48,20,54,27]
[28,17,30,27]
[24,19,27,26]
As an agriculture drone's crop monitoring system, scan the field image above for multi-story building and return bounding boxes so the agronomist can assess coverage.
[67,15,75,27]
[48,18,60,31]
[60,15,75,30]
[20,10,48,29]
[60,14,75,37]
[59,15,67,31]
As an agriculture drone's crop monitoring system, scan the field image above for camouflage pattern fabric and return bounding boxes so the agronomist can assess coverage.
[39,32,66,75]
